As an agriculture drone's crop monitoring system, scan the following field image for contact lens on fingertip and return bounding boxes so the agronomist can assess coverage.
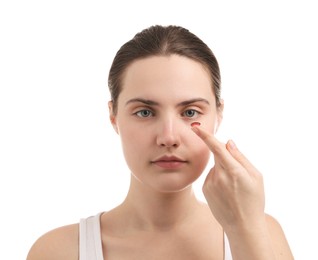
[191,122,201,127]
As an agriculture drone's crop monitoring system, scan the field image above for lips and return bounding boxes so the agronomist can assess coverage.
[151,155,187,169]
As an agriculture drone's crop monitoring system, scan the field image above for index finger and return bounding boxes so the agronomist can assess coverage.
[191,125,238,166]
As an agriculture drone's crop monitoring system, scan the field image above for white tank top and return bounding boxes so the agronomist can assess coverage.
[79,212,233,260]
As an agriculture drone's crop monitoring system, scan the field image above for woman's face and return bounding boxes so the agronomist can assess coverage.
[109,55,223,193]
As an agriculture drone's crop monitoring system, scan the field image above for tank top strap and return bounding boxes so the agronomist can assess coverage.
[79,212,104,260]
[224,232,233,260]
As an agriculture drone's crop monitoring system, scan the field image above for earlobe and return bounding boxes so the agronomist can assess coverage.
[108,101,119,134]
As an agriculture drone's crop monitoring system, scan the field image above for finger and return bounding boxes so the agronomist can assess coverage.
[226,140,260,173]
[192,125,240,167]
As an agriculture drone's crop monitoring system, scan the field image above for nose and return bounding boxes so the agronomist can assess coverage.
[156,117,181,148]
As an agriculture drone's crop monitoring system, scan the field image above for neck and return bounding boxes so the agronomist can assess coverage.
[120,175,201,231]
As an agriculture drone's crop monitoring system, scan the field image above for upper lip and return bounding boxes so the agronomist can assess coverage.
[151,155,187,163]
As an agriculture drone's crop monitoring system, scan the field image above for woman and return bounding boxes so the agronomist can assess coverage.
[27,25,293,259]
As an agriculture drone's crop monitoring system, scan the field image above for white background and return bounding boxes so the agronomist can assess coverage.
[0,0,317,259]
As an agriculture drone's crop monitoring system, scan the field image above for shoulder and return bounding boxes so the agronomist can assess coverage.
[26,223,79,260]
[265,214,294,259]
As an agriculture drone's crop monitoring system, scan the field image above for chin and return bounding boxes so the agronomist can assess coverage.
[149,174,201,194]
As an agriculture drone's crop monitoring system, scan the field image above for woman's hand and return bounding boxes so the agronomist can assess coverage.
[192,126,266,233]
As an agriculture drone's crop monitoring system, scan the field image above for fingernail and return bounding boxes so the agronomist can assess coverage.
[191,122,201,127]
[228,140,237,150]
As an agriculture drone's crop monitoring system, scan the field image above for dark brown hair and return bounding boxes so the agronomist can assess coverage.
[108,25,221,114]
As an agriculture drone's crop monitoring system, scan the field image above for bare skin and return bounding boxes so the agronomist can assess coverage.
[26,200,292,260]
[192,126,293,259]
[27,55,293,260]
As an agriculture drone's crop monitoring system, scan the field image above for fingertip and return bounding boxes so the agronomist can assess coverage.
[191,125,200,133]
[191,122,201,134]
[191,126,219,152]
[227,139,237,150]
[191,126,200,135]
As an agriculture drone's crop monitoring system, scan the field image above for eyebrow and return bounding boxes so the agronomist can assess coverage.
[177,98,210,107]
[125,98,210,107]
[125,98,159,106]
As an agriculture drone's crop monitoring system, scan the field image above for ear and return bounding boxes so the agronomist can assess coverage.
[108,101,119,134]
[214,99,224,134]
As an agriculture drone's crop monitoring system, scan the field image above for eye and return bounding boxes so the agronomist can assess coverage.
[182,109,199,118]
[135,109,154,118]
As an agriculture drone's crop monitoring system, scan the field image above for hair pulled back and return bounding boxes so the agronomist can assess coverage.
[108,25,221,114]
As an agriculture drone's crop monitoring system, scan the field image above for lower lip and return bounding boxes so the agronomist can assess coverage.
[153,161,186,169]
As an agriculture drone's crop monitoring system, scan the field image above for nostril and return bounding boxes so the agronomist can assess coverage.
[160,142,178,147]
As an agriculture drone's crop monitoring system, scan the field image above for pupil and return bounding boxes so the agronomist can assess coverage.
[142,110,149,116]
[187,110,194,117]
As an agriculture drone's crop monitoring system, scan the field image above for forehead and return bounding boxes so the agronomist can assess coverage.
[119,55,215,104]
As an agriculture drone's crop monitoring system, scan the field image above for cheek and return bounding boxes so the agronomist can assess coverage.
[187,123,214,170]
[117,125,151,167]
[192,141,211,166]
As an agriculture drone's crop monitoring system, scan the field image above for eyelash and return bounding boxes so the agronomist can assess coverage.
[134,109,201,118]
